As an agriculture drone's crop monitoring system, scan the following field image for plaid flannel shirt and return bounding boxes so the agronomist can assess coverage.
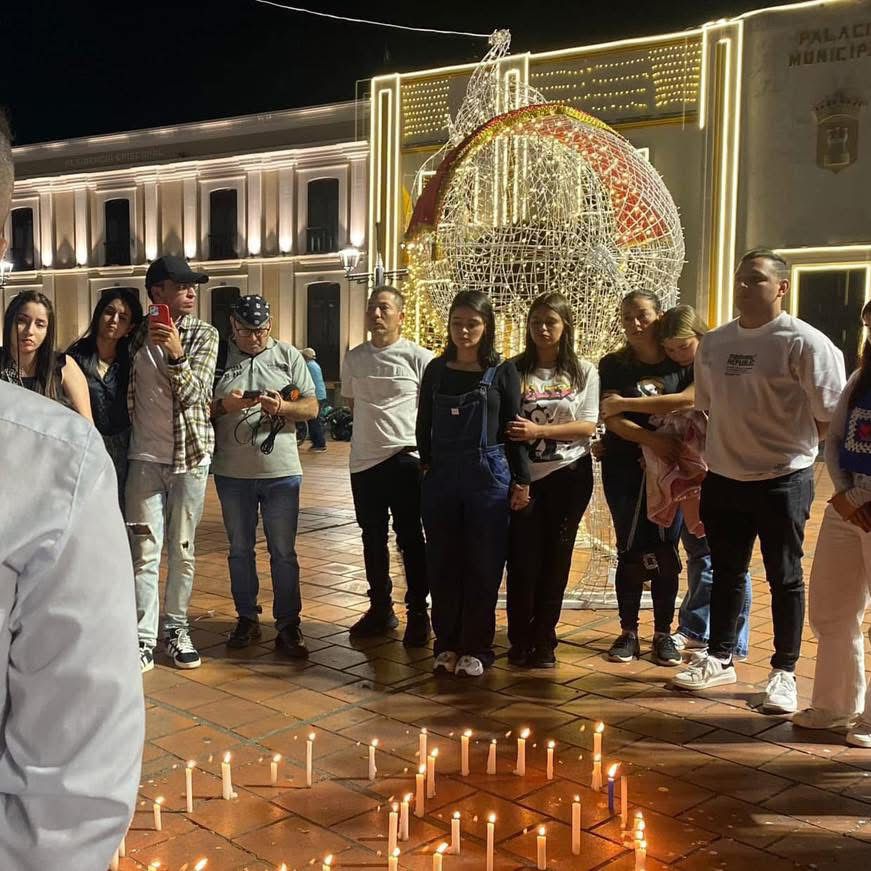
[127,315,219,473]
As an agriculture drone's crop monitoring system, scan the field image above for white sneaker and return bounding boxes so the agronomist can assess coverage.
[140,644,154,674]
[164,628,201,669]
[672,632,707,653]
[846,721,871,748]
[433,651,459,674]
[455,655,484,677]
[671,654,737,690]
[761,669,797,714]
[792,708,857,732]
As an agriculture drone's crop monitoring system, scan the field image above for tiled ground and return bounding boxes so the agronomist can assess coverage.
[130,444,871,870]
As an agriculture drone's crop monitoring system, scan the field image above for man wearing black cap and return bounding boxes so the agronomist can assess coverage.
[126,255,219,672]
[211,296,318,657]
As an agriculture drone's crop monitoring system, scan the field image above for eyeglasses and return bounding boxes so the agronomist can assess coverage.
[236,326,270,337]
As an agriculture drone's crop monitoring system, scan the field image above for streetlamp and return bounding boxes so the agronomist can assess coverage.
[339,243,407,287]
[0,256,13,288]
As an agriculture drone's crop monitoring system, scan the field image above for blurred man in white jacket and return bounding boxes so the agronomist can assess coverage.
[0,111,143,868]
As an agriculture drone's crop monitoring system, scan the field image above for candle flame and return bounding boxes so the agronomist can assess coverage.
[488,813,496,823]
[430,748,439,758]
[194,861,207,871]
[640,840,647,850]
[279,864,288,871]
[538,827,546,836]
[404,793,413,802]
[437,843,448,854]
[324,855,333,866]
[520,728,530,739]
[309,732,316,741]
[224,752,231,763]
[371,739,379,747]
[574,795,580,802]
[608,762,620,778]
[547,740,555,749]
[595,722,605,734]
[187,759,195,768]
[392,802,399,812]
[393,848,400,858]
[463,728,472,737]
[155,796,164,806]
[273,754,282,763]
[419,764,426,774]
[491,738,497,744]
[453,811,460,819]
[421,728,427,734]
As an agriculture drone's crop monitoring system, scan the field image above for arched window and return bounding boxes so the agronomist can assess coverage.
[10,208,35,271]
[209,189,238,260]
[306,282,340,381]
[104,199,132,266]
[306,178,339,254]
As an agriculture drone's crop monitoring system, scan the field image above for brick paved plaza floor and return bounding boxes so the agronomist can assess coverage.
[130,443,871,870]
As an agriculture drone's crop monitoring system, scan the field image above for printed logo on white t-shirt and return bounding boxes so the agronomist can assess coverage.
[725,353,756,376]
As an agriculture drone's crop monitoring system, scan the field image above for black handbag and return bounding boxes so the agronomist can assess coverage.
[621,474,682,582]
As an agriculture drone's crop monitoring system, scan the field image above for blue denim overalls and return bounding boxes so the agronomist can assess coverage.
[421,364,511,665]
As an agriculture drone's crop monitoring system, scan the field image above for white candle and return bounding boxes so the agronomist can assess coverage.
[185,760,195,813]
[369,739,379,781]
[433,843,448,871]
[270,753,281,786]
[572,795,581,855]
[486,739,497,774]
[546,740,555,780]
[514,728,529,776]
[399,793,411,840]
[419,727,428,762]
[221,752,234,800]
[388,848,400,871]
[621,774,629,829]
[152,796,163,831]
[460,729,472,776]
[449,810,461,854]
[110,849,119,870]
[591,752,603,791]
[306,732,315,787]
[193,861,208,871]
[388,802,399,855]
[322,854,333,871]
[427,748,438,798]
[635,839,647,870]
[486,814,495,871]
[536,827,547,870]
[415,764,426,817]
[593,721,604,759]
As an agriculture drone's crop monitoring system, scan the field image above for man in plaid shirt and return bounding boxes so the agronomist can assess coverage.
[125,255,218,672]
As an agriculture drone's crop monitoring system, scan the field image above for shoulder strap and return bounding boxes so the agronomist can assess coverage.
[480,366,497,388]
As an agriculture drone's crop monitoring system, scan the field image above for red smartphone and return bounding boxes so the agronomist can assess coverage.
[148,303,172,327]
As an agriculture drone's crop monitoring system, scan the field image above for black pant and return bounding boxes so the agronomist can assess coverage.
[507,456,594,652]
[350,451,429,612]
[702,467,814,671]
[601,453,681,634]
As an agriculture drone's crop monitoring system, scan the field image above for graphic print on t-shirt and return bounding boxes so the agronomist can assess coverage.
[725,353,756,376]
[521,376,575,462]
[636,376,666,397]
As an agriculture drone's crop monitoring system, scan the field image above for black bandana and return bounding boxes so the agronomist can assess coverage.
[232,295,271,328]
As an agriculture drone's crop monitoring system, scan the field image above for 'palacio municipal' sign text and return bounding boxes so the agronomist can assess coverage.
[789,21,871,66]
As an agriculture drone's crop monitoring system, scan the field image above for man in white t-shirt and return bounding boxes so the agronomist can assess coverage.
[674,249,845,713]
[341,286,433,644]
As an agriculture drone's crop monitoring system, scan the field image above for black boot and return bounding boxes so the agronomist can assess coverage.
[403,610,431,647]
[276,626,309,659]
[349,606,399,638]
[227,616,262,649]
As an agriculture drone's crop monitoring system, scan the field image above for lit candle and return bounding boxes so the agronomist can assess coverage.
[546,740,555,780]
[433,842,448,871]
[221,752,234,800]
[270,753,281,786]
[306,732,315,787]
[110,850,119,871]
[194,861,208,871]
[185,760,195,813]
[419,727,428,762]
[536,826,547,870]
[152,796,163,831]
[607,763,620,814]
[369,739,379,781]
[621,774,629,830]
[399,793,411,840]
[593,721,604,759]
[427,748,438,798]
[450,810,461,854]
[591,752,603,791]
[415,764,426,817]
[388,802,399,855]
[635,839,647,870]
[486,738,497,774]
[388,847,400,871]
[514,728,529,776]
[460,729,472,776]
[146,862,161,871]
[571,795,581,855]
[322,854,333,871]
[486,813,496,871]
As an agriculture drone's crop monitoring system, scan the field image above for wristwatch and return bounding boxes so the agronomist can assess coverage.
[168,354,186,365]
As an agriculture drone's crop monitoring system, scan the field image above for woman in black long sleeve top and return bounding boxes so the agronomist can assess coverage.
[417,290,530,678]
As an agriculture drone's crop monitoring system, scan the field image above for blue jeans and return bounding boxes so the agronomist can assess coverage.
[679,526,752,659]
[214,474,303,631]
[308,399,327,449]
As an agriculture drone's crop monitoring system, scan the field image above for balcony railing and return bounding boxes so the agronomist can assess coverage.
[306,226,337,254]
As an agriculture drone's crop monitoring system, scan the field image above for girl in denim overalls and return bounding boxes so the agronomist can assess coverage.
[416,291,531,677]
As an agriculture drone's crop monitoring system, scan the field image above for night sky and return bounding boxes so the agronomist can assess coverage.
[3,0,789,145]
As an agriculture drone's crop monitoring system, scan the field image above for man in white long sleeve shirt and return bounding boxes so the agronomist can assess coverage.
[0,111,144,868]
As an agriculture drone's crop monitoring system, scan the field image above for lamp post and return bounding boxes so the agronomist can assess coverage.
[339,244,407,287]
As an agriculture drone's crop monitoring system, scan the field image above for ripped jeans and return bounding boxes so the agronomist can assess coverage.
[126,460,209,647]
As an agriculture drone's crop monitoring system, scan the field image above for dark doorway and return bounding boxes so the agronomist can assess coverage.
[10,208,35,271]
[307,282,340,381]
[209,189,238,260]
[211,285,241,378]
[797,269,866,373]
[306,178,339,254]
[104,199,132,266]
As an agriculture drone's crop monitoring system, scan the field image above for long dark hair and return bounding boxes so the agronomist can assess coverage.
[615,289,663,361]
[68,289,143,377]
[849,299,871,408]
[444,289,500,368]
[515,292,587,390]
[2,290,59,397]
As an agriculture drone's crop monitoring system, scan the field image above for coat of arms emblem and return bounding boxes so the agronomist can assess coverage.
[814,91,865,173]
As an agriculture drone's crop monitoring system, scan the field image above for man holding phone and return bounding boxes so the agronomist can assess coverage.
[211,296,318,656]
[126,255,219,672]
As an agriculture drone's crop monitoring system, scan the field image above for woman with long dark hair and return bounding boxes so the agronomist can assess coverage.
[793,300,871,748]
[1,290,92,419]
[68,289,144,506]
[416,290,531,677]
[598,290,692,667]
[504,292,599,667]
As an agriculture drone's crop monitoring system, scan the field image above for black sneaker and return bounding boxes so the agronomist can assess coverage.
[607,631,640,663]
[507,645,530,667]
[275,626,309,659]
[528,647,557,669]
[227,616,262,649]
[140,644,154,674]
[164,628,201,669]
[403,610,432,647]
[349,607,400,638]
[652,633,681,667]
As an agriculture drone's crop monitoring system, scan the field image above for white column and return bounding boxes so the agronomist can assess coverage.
[183,177,197,259]
[247,169,262,256]
[247,262,262,296]
[74,189,88,266]
[278,169,294,254]
[349,159,367,248]
[278,262,294,343]
[39,192,54,268]
[144,181,158,261]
